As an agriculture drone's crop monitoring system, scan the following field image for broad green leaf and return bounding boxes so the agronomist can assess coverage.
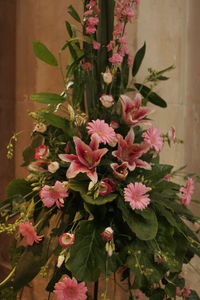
[67,221,106,282]
[32,41,58,66]
[118,198,158,240]
[150,289,165,300]
[121,54,129,90]
[41,112,74,136]
[144,164,173,183]
[132,42,146,77]
[30,93,65,105]
[112,68,121,101]
[165,282,176,298]
[68,180,117,205]
[135,83,167,108]
[65,21,73,37]
[68,5,81,23]
[6,179,32,199]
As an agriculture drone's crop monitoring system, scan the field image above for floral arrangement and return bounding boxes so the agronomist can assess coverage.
[1,0,200,299]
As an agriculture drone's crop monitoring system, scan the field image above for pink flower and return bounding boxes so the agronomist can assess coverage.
[176,287,182,296]
[59,233,75,247]
[110,121,119,129]
[180,177,194,206]
[100,94,114,108]
[124,182,151,210]
[112,129,151,171]
[19,221,43,246]
[122,6,135,22]
[164,174,171,182]
[86,25,96,34]
[35,144,49,160]
[183,287,191,298]
[101,227,113,241]
[87,119,116,145]
[109,53,123,65]
[128,54,133,68]
[82,62,92,71]
[83,9,93,17]
[59,134,108,183]
[136,290,143,300]
[107,40,116,52]
[99,178,116,196]
[40,181,69,208]
[93,41,101,50]
[168,126,177,144]
[54,277,87,300]
[142,126,163,153]
[87,16,99,26]
[113,22,123,37]
[111,162,128,181]
[121,94,153,127]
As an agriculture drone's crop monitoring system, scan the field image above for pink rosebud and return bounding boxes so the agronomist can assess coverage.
[93,41,101,50]
[87,16,99,26]
[99,178,116,196]
[110,121,119,129]
[101,227,113,241]
[102,70,113,84]
[86,25,96,34]
[100,94,114,108]
[109,53,123,65]
[183,287,191,298]
[35,144,49,160]
[59,233,75,247]
[164,174,171,182]
[82,62,92,71]
[19,221,43,246]
[176,287,182,296]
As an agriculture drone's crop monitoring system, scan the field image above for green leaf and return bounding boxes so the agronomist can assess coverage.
[65,21,73,37]
[165,282,176,298]
[68,5,81,23]
[30,93,65,105]
[41,112,74,136]
[67,220,106,282]
[132,42,146,77]
[188,290,200,300]
[150,288,165,300]
[6,179,32,199]
[135,83,167,108]
[121,54,129,90]
[68,180,117,205]
[32,41,58,66]
[118,198,158,240]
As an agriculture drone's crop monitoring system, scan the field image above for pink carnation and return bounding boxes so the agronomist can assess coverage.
[87,119,116,145]
[35,144,49,160]
[19,221,43,246]
[142,126,163,153]
[54,277,87,300]
[93,41,101,50]
[109,53,123,65]
[124,182,151,210]
[40,181,69,208]
[180,177,194,206]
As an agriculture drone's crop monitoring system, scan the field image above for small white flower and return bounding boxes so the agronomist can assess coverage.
[48,161,60,173]
[57,255,65,268]
[100,94,114,108]
[102,71,113,84]
[34,123,47,133]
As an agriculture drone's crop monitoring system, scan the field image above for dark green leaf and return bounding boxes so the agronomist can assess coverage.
[132,42,146,77]
[121,54,129,90]
[118,198,158,240]
[30,93,65,105]
[165,282,176,298]
[150,288,165,300]
[67,220,106,282]
[135,83,167,108]
[6,179,32,199]
[157,75,169,81]
[65,21,73,37]
[41,112,74,136]
[32,41,58,66]
[68,5,81,23]
[188,290,200,300]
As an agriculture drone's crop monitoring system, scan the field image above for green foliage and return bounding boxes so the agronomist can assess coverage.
[41,112,74,136]
[30,92,65,105]
[32,41,58,66]
[68,5,81,23]
[118,198,158,240]
[6,179,32,199]
[67,220,106,282]
[65,20,73,37]
[132,42,146,77]
[135,83,167,107]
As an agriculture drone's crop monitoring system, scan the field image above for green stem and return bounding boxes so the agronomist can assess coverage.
[0,266,16,287]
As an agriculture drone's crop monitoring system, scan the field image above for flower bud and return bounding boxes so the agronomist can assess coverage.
[34,123,47,133]
[102,70,113,84]
[48,161,60,173]
[57,254,65,268]
[100,94,114,108]
[59,233,75,247]
[101,227,113,242]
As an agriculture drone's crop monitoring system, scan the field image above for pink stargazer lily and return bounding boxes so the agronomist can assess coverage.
[59,134,108,183]
[120,93,153,127]
[112,129,151,171]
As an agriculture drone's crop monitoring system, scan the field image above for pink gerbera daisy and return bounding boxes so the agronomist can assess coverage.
[142,126,163,153]
[87,119,116,145]
[54,277,87,300]
[124,182,151,210]
[180,177,194,206]
[19,221,43,246]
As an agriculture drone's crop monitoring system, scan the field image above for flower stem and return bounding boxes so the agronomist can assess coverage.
[0,266,16,287]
